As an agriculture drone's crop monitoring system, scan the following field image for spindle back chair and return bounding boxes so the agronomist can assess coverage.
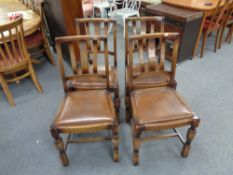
[0,17,42,106]
[219,0,233,48]
[200,0,232,57]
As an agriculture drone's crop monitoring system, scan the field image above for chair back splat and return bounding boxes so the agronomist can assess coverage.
[127,32,179,90]
[76,18,117,67]
[56,35,110,92]
[125,16,165,65]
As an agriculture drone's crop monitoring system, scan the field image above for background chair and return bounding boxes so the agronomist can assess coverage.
[23,0,55,65]
[93,0,111,18]
[41,1,56,52]
[127,33,200,165]
[219,0,233,48]
[0,17,42,106]
[109,0,141,37]
[75,18,120,116]
[200,0,231,58]
[82,0,94,17]
[51,35,119,166]
[124,16,165,122]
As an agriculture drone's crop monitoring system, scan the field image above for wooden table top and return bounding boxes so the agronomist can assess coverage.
[146,3,203,22]
[0,0,41,36]
[162,0,223,11]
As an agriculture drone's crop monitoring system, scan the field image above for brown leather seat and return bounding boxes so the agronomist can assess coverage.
[53,90,116,130]
[126,63,171,89]
[131,87,194,126]
[25,29,43,46]
[70,66,118,90]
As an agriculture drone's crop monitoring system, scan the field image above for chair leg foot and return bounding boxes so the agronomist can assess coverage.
[132,150,139,166]
[51,129,69,166]
[181,118,200,157]
[0,74,15,106]
[112,124,119,162]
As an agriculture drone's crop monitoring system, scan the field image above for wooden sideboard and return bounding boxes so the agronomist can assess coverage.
[146,3,203,62]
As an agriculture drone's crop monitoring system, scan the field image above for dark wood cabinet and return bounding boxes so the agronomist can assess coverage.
[43,0,84,59]
[146,3,203,62]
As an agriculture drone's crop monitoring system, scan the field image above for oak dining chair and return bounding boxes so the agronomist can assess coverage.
[75,18,120,115]
[0,17,42,106]
[50,35,119,166]
[124,16,166,122]
[126,32,200,165]
[200,0,231,58]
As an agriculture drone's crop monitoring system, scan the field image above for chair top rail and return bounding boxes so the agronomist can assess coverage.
[129,32,179,41]
[55,35,107,44]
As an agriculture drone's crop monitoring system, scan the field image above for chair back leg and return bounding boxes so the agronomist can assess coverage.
[0,74,15,106]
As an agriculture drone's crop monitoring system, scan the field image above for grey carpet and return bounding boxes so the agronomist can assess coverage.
[0,26,233,175]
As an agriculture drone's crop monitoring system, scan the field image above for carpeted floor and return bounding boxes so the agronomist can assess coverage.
[0,26,233,175]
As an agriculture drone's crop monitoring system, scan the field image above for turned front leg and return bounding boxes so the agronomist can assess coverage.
[114,89,120,113]
[182,117,200,157]
[112,124,119,162]
[50,128,69,166]
[132,123,141,165]
[125,91,132,123]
